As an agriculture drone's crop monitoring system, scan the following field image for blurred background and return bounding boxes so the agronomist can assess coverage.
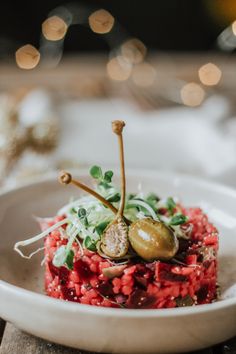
[1,0,236,189]
[1,0,236,55]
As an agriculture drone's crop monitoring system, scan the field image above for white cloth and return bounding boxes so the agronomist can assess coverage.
[4,90,236,188]
[56,95,236,178]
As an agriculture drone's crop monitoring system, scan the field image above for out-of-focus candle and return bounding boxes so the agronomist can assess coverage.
[89,9,114,34]
[232,20,236,35]
[15,45,40,70]
[198,63,222,86]
[107,56,132,81]
[121,38,147,64]
[42,16,68,41]
[181,82,205,107]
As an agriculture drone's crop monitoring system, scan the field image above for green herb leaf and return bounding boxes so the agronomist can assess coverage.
[90,165,103,180]
[84,236,97,251]
[70,207,77,214]
[166,197,176,214]
[53,247,75,270]
[95,221,110,235]
[106,193,121,203]
[169,213,187,226]
[89,167,114,190]
[78,208,87,218]
[78,208,89,227]
[98,181,111,190]
[78,208,88,226]
[104,170,113,183]
[65,250,74,270]
[146,193,160,210]
[147,193,160,203]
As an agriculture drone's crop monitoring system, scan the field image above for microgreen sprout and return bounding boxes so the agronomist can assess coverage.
[169,213,188,226]
[70,207,77,214]
[104,170,114,183]
[84,236,97,251]
[53,246,74,270]
[90,165,103,180]
[90,165,114,189]
[106,192,121,203]
[65,250,74,270]
[78,208,89,227]
[53,245,68,268]
[78,208,86,218]
[146,193,160,211]
[166,197,176,215]
[95,221,110,236]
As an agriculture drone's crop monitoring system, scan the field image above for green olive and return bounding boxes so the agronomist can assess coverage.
[128,218,179,261]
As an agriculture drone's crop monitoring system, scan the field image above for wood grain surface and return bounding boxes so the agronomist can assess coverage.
[1,320,236,354]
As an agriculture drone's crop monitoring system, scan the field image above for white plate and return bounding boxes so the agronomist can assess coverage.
[1,170,236,354]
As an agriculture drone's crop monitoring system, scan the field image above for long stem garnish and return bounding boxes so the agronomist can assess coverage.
[58,171,118,214]
[99,120,129,258]
[112,120,126,218]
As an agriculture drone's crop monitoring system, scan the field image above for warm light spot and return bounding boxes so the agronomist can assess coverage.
[198,63,222,86]
[132,63,156,87]
[42,16,68,41]
[232,20,236,35]
[107,56,132,81]
[121,38,147,64]
[207,0,236,26]
[180,83,205,107]
[15,45,40,70]
[89,9,114,34]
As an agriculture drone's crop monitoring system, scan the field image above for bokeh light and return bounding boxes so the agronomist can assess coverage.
[107,56,132,81]
[42,16,68,41]
[217,23,236,51]
[121,38,147,64]
[180,82,205,107]
[206,0,236,26]
[89,9,115,34]
[198,63,222,86]
[15,45,40,70]
[132,62,156,87]
[232,20,236,35]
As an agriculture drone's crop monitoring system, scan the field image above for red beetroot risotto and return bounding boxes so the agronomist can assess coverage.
[44,207,218,309]
[14,121,219,309]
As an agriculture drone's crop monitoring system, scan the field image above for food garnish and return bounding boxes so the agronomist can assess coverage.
[99,120,129,258]
[129,218,178,261]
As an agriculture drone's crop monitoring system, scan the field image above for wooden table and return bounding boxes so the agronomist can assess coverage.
[0,318,236,354]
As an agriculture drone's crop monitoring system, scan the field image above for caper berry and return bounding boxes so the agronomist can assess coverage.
[100,218,129,258]
[128,218,179,261]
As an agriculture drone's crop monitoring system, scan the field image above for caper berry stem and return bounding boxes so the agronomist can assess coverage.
[112,120,126,218]
[59,171,117,214]
[97,121,129,259]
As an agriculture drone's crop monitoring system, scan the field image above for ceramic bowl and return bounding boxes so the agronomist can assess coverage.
[1,170,236,354]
